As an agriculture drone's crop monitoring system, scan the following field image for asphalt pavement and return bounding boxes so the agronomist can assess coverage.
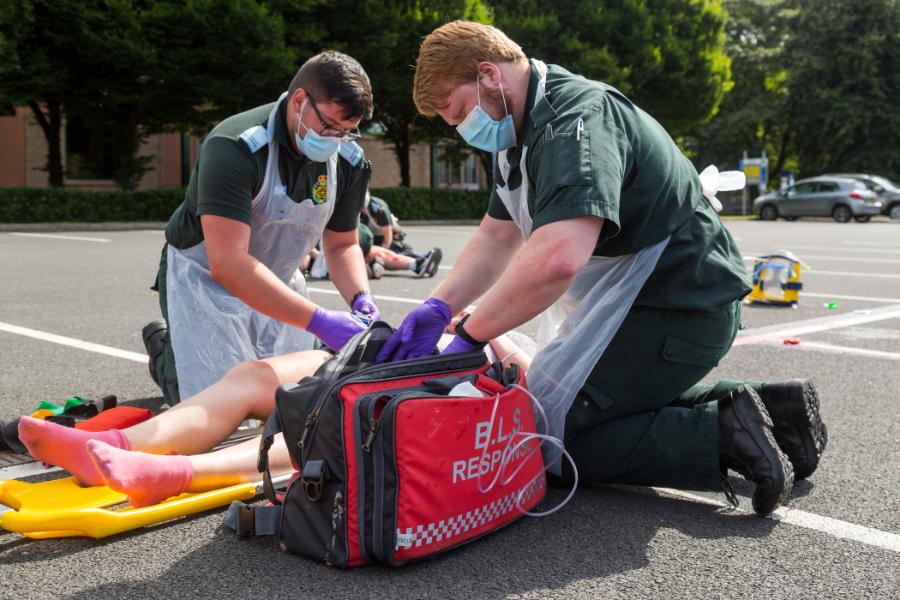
[1,217,899,599]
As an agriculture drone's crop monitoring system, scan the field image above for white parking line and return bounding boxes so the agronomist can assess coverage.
[741,258,900,279]
[844,241,900,248]
[734,304,900,346]
[0,462,61,480]
[404,226,476,236]
[659,488,900,554]
[746,244,897,254]
[9,232,111,243]
[743,252,900,265]
[802,292,900,304]
[754,339,900,362]
[307,286,421,305]
[0,322,148,363]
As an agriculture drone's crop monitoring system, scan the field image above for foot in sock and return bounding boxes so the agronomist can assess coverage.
[87,440,193,507]
[17,416,128,486]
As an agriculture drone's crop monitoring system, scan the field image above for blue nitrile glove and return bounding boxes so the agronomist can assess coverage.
[376,297,452,363]
[351,291,381,324]
[441,335,478,355]
[306,307,368,351]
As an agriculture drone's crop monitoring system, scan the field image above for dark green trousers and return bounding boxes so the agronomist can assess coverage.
[562,301,752,491]
[152,245,181,405]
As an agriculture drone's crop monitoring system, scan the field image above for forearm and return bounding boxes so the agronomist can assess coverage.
[324,233,370,304]
[214,254,318,328]
[463,245,575,343]
[462,216,603,342]
[487,334,532,370]
[432,216,522,313]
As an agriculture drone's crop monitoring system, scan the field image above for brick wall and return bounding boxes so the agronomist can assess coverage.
[2,105,433,189]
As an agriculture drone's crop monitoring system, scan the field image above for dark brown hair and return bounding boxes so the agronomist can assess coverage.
[289,50,373,121]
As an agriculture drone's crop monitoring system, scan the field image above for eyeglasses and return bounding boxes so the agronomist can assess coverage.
[306,95,361,140]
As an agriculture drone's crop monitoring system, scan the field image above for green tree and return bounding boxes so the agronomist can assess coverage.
[691,0,794,178]
[0,0,96,186]
[491,0,732,137]
[785,0,900,179]
[288,0,489,187]
[83,0,294,188]
[0,0,293,189]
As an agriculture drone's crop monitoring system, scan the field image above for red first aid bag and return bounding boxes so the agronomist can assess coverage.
[224,322,546,567]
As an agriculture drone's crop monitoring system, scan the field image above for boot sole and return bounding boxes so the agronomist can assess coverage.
[734,386,795,516]
[765,381,828,481]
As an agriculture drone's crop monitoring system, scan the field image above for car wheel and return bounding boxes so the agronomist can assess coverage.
[784,216,799,222]
[889,203,900,220]
[853,215,871,223]
[760,204,779,221]
[832,205,851,223]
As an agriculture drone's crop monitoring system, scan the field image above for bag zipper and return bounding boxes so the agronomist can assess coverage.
[298,350,487,468]
[369,390,446,562]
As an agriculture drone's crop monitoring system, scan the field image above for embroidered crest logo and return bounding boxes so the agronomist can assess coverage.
[312,174,328,205]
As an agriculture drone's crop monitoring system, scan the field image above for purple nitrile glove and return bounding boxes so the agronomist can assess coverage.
[306,307,367,351]
[375,297,452,363]
[351,291,381,323]
[441,335,478,355]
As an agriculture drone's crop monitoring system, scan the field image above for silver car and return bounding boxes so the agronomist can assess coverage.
[754,176,882,222]
[823,173,900,220]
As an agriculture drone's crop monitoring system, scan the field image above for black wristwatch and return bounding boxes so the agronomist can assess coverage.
[455,314,488,349]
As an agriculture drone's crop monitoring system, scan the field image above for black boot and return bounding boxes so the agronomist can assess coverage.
[142,320,168,386]
[757,380,827,481]
[719,384,794,516]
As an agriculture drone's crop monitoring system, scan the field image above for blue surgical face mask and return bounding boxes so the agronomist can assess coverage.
[294,100,341,162]
[456,74,517,153]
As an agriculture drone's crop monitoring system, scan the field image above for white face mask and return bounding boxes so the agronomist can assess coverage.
[294,99,341,162]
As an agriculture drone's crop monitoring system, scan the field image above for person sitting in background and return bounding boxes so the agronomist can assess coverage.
[304,219,442,279]
[357,218,442,279]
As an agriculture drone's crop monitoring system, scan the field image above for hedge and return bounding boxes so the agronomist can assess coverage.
[0,188,185,222]
[370,187,489,221]
[0,186,489,223]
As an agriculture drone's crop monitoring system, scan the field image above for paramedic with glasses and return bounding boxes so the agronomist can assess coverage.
[379,21,827,517]
[143,51,381,406]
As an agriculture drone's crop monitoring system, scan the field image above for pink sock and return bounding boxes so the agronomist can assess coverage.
[87,440,194,507]
[17,416,129,486]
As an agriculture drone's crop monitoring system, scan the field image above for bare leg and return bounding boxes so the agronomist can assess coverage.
[19,349,330,486]
[186,433,294,491]
[369,245,415,271]
[124,350,329,455]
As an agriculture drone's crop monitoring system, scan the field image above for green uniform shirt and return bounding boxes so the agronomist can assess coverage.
[488,63,751,311]
[165,97,370,250]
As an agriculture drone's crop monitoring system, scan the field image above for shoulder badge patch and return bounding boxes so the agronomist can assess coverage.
[312,174,328,205]
[238,125,269,153]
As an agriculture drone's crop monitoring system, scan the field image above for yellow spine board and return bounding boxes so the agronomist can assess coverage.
[0,477,257,539]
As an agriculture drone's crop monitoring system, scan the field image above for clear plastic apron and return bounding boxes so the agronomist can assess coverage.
[166,92,337,399]
[495,60,668,473]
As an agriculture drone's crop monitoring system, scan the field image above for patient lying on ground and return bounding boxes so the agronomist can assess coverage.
[19,322,532,507]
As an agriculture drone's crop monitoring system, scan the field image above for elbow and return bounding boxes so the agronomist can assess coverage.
[549,251,588,281]
[207,257,232,287]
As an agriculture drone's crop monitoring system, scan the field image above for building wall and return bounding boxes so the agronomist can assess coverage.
[359,137,431,188]
[1,106,467,191]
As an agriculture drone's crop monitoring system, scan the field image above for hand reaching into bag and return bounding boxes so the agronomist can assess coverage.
[375,298,451,362]
[307,307,368,351]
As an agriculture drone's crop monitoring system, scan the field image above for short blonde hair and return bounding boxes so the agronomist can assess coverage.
[414,20,527,116]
